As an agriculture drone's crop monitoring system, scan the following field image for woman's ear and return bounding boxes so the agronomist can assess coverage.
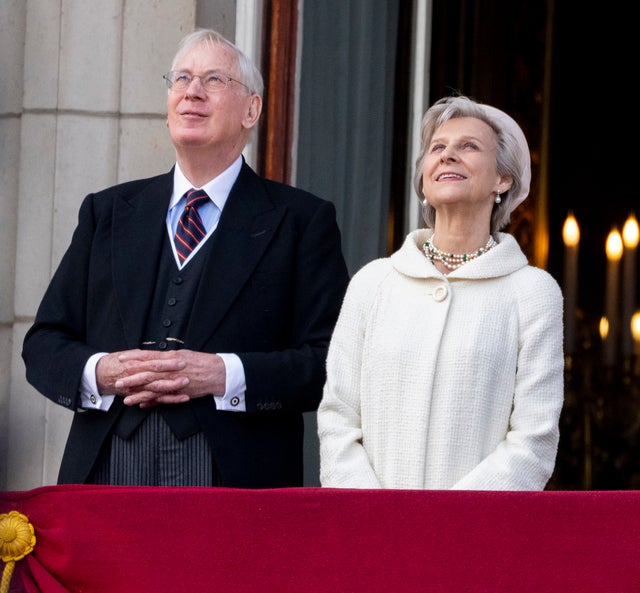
[496,175,513,194]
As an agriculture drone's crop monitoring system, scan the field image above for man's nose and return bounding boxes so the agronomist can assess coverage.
[186,76,206,96]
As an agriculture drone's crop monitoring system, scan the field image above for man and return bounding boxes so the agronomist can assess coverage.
[22,29,349,488]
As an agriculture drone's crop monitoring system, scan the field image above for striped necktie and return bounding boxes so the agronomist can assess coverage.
[174,189,209,263]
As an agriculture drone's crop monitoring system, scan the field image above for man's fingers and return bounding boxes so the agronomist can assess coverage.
[120,358,187,375]
[116,374,189,393]
[124,391,190,407]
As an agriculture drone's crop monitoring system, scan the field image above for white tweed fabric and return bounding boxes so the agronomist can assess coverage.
[318,229,564,490]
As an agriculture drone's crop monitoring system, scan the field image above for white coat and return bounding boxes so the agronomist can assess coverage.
[318,229,564,490]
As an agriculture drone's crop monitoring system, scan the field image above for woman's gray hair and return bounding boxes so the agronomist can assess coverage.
[413,95,531,233]
[170,28,264,96]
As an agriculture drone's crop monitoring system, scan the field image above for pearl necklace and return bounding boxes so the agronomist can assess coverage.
[423,235,496,270]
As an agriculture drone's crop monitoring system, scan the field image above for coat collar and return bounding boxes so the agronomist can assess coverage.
[391,229,528,280]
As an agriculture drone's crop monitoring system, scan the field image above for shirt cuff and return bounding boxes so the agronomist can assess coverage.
[215,353,246,411]
[79,352,115,411]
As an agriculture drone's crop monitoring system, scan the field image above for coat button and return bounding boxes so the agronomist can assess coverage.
[433,285,448,302]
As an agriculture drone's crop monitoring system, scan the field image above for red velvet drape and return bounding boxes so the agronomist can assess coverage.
[1,486,638,592]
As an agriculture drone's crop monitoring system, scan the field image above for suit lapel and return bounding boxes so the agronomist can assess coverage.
[108,164,284,350]
[186,163,285,346]
[111,172,174,348]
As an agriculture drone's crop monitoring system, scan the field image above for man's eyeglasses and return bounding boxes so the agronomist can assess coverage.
[163,71,251,93]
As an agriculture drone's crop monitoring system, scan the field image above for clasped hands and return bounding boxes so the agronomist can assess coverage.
[96,349,226,408]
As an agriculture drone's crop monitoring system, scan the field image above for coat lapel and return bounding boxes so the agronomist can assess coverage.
[111,172,174,348]
[108,164,284,350]
[186,163,285,346]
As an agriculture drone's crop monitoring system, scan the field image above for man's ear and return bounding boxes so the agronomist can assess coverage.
[243,95,263,129]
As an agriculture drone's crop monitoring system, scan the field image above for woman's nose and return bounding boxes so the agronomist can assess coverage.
[440,147,457,162]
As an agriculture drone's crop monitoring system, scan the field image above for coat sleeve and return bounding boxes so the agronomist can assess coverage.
[22,193,103,410]
[317,264,383,488]
[239,198,350,414]
[452,268,565,490]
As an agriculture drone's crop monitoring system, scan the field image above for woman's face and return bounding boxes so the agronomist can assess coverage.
[422,116,510,211]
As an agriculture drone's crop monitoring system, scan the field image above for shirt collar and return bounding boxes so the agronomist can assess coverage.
[171,156,243,211]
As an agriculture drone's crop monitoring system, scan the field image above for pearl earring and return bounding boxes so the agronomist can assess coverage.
[495,193,502,204]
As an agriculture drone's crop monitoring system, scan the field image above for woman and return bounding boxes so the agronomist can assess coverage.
[317,95,564,490]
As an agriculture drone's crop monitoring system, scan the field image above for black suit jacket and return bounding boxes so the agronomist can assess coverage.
[22,161,350,488]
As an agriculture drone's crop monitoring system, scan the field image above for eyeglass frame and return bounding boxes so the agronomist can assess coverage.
[163,70,252,94]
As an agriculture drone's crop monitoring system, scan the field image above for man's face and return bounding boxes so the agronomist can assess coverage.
[166,41,259,155]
